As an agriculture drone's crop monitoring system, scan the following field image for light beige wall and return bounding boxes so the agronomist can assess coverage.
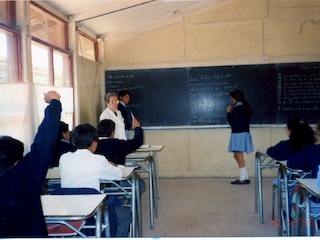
[100,0,320,178]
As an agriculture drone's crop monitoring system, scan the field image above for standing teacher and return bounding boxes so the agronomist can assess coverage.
[226,89,253,185]
[100,92,127,140]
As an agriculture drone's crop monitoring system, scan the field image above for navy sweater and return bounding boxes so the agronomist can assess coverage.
[0,100,61,237]
[96,127,143,165]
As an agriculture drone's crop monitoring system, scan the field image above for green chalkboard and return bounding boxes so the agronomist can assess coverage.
[105,62,320,126]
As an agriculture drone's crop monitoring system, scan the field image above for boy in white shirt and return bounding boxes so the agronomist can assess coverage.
[59,123,131,237]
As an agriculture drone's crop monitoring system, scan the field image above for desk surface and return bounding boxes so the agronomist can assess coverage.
[136,145,164,152]
[46,167,134,180]
[41,194,107,218]
[126,152,151,159]
[297,178,320,196]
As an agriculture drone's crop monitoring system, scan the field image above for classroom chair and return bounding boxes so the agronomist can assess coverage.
[272,165,312,236]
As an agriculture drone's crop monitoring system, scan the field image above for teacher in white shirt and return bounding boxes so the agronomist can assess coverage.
[100,92,127,140]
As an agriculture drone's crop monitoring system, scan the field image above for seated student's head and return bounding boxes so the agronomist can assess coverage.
[59,121,71,141]
[290,121,315,152]
[97,119,115,138]
[286,116,303,137]
[70,124,99,151]
[0,136,24,175]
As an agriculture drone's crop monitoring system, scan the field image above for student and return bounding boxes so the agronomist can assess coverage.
[0,91,61,237]
[96,119,143,166]
[100,92,127,140]
[118,90,133,139]
[59,123,131,237]
[287,119,318,177]
[266,116,302,160]
[226,89,253,185]
[50,121,76,167]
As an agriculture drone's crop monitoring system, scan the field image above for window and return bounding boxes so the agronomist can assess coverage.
[78,31,98,62]
[0,1,20,83]
[30,2,74,127]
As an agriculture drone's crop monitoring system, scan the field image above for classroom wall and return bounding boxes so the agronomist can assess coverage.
[81,0,320,178]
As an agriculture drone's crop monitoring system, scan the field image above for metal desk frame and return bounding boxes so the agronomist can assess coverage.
[126,152,157,229]
[254,151,279,224]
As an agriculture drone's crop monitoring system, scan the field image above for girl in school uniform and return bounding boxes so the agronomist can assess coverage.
[226,89,253,184]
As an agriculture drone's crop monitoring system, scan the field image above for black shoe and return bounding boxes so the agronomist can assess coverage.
[231,179,250,185]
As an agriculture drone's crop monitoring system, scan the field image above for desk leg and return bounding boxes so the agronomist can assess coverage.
[148,158,155,229]
[95,204,103,237]
[131,172,137,237]
[152,151,160,199]
[136,174,142,237]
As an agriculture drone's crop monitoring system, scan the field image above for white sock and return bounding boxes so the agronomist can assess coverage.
[239,167,248,181]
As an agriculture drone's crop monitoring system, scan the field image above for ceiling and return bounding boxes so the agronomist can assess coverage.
[43,0,230,45]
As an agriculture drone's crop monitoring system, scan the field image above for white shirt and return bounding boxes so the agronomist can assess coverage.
[99,107,127,140]
[59,149,123,191]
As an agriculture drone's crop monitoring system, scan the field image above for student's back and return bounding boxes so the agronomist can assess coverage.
[0,92,61,237]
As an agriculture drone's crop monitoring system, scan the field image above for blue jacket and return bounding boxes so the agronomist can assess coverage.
[267,140,293,161]
[226,104,251,133]
[96,127,143,165]
[0,100,61,237]
[287,144,320,178]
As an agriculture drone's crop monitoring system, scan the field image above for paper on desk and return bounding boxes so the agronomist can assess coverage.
[140,144,150,149]
[121,167,135,178]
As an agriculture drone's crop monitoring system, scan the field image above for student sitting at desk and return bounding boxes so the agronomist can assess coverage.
[59,123,131,237]
[266,116,302,160]
[96,119,143,166]
[288,119,319,178]
[50,121,76,167]
[0,91,61,237]
[96,119,145,193]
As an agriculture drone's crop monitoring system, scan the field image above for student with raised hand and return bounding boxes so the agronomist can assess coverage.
[96,119,143,166]
[226,89,253,185]
[0,91,61,237]
[59,123,131,237]
[100,92,127,140]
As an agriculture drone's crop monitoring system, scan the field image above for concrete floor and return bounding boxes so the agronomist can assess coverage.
[140,178,278,238]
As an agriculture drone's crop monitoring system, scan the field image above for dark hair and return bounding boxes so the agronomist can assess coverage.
[97,119,115,137]
[118,90,131,98]
[286,116,303,132]
[290,122,315,152]
[58,121,69,139]
[0,136,24,174]
[70,124,99,149]
[229,89,253,114]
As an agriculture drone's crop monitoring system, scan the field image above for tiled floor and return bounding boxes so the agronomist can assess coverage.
[140,178,278,237]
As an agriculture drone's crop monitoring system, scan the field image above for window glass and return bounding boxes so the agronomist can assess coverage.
[0,30,19,83]
[30,3,67,49]
[32,43,51,85]
[78,32,97,62]
[53,51,72,87]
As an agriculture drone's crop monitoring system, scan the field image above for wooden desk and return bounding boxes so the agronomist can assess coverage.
[41,194,107,237]
[136,145,164,199]
[126,152,156,230]
[295,178,320,236]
